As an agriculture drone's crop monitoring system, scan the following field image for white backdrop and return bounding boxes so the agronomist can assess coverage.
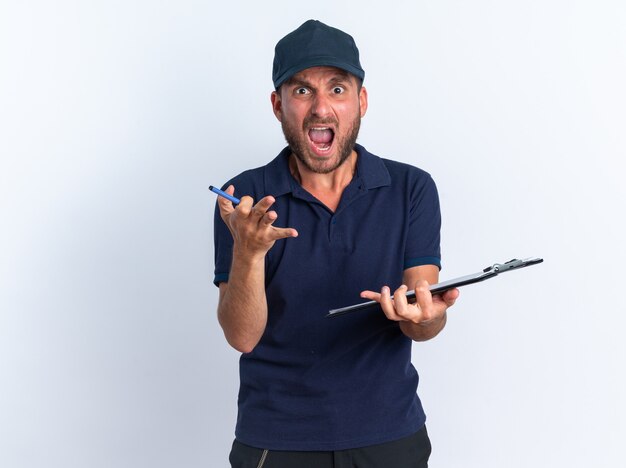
[1,1,625,467]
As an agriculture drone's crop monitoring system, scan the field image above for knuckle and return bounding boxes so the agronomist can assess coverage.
[421,306,438,322]
[380,300,394,313]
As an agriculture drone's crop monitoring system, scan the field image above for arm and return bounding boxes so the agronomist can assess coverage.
[360,265,459,342]
[216,185,298,353]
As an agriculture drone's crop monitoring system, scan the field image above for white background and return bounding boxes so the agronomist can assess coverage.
[1,1,625,467]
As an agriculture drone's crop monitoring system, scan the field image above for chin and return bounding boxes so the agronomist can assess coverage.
[299,150,348,174]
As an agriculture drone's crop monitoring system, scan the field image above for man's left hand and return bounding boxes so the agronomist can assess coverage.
[360,281,459,341]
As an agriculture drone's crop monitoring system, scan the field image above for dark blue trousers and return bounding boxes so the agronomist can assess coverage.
[229,425,432,468]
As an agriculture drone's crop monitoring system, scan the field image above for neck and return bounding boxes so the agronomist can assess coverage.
[289,150,357,193]
[289,151,357,213]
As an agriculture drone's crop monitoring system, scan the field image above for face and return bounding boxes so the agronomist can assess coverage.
[271,66,368,174]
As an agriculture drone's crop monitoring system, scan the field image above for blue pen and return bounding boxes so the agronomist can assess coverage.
[209,185,241,205]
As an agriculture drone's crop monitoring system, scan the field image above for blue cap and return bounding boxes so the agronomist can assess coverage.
[272,20,365,89]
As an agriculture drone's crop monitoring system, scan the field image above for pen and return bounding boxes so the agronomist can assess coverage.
[209,185,241,205]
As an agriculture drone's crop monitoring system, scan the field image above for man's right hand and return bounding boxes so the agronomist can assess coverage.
[217,185,298,259]
[216,185,297,353]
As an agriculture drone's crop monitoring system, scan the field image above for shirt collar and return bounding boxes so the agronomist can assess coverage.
[263,144,391,197]
[353,144,391,189]
[263,147,293,198]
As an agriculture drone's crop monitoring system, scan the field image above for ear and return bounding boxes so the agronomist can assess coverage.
[359,86,368,118]
[271,91,282,122]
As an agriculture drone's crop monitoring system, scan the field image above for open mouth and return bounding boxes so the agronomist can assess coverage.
[308,127,335,153]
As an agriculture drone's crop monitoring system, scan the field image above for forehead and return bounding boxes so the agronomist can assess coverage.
[287,66,356,85]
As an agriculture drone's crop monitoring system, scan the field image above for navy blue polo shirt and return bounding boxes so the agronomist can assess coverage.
[213,144,442,451]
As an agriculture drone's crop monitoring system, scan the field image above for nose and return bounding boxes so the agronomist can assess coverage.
[310,93,332,118]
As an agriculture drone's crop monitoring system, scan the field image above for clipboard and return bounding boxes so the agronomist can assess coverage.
[326,257,544,318]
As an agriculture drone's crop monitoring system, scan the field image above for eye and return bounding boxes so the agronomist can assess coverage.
[332,86,345,94]
[295,87,310,95]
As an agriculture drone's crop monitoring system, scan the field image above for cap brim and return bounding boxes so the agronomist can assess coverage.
[274,57,365,89]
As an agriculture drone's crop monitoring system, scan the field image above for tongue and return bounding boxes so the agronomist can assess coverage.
[309,128,333,144]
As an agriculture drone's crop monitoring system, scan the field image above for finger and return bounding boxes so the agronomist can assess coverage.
[360,290,382,301]
[261,211,295,238]
[217,185,237,217]
[413,280,434,320]
[379,286,401,321]
[413,280,433,306]
[269,227,299,240]
[250,196,275,220]
[217,198,235,220]
[237,195,254,217]
[392,284,410,317]
[260,210,278,226]
[440,288,459,307]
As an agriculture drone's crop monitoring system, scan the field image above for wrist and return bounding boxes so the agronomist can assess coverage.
[232,245,266,267]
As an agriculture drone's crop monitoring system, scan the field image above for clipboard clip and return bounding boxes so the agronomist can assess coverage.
[483,257,542,274]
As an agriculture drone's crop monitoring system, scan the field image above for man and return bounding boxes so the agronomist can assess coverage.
[213,19,459,468]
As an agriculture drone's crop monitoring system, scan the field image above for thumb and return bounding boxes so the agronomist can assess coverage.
[216,185,237,217]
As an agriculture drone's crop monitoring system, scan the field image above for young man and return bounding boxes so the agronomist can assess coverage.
[214,19,459,468]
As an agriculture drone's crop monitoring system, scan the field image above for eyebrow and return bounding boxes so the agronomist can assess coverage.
[284,77,310,88]
[285,71,353,89]
[328,72,352,86]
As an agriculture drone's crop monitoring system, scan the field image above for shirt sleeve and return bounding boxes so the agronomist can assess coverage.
[403,173,442,270]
